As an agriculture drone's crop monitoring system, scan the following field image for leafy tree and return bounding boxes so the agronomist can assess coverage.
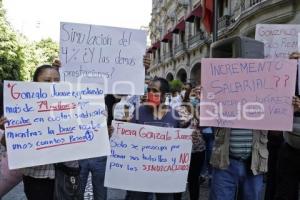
[0,0,59,81]
[169,79,183,92]
[0,0,24,80]
[34,38,59,64]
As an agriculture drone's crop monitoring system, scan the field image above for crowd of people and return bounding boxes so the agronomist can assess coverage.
[0,52,300,200]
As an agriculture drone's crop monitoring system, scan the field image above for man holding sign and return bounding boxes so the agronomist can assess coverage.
[199,58,297,200]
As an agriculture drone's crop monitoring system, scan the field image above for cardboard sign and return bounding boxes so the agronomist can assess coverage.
[200,58,297,131]
[60,22,147,95]
[104,121,193,193]
[4,81,110,169]
[255,24,300,58]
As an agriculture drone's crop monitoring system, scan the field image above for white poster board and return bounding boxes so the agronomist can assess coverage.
[4,81,110,169]
[255,24,300,58]
[104,121,193,193]
[199,58,297,131]
[59,22,147,95]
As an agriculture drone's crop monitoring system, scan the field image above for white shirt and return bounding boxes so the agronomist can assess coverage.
[113,97,135,120]
[170,95,182,109]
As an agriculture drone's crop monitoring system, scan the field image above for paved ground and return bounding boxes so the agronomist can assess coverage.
[2,175,210,200]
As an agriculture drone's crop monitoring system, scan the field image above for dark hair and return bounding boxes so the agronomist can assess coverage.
[185,82,193,88]
[33,65,58,82]
[183,87,192,103]
[152,77,170,96]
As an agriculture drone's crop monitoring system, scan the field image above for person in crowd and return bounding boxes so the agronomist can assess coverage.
[22,65,81,200]
[127,77,180,200]
[113,95,135,122]
[52,58,61,70]
[170,88,182,109]
[79,156,107,200]
[180,82,192,100]
[22,65,59,200]
[78,98,120,200]
[209,114,268,199]
[264,131,283,200]
[174,87,206,200]
[274,51,300,200]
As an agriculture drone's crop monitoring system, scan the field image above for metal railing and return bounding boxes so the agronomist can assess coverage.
[241,0,266,11]
[153,57,161,65]
[188,31,205,47]
[174,43,187,55]
[164,51,173,60]
[217,15,231,30]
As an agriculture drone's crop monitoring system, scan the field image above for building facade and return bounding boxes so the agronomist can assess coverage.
[147,0,300,85]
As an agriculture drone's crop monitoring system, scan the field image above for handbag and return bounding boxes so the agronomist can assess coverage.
[53,163,82,200]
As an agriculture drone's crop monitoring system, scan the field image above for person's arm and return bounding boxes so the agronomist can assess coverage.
[289,52,300,59]
[0,116,7,128]
[290,52,300,113]
[292,96,300,113]
[0,116,7,147]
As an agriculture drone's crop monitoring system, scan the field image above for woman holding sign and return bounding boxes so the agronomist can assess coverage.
[174,87,206,200]
[128,77,180,200]
[22,64,81,200]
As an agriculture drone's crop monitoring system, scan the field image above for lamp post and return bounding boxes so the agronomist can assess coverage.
[213,0,218,42]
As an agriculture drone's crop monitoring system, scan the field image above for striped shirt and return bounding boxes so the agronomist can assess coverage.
[229,129,253,160]
[22,164,55,179]
[22,160,79,179]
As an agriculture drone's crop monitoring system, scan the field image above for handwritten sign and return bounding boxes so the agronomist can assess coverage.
[60,22,147,95]
[200,58,297,131]
[4,81,110,169]
[104,121,193,193]
[255,24,300,58]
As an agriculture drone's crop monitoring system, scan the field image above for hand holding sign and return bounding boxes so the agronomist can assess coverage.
[104,121,193,193]
[0,117,7,127]
[4,81,111,169]
[200,58,297,131]
[60,22,147,95]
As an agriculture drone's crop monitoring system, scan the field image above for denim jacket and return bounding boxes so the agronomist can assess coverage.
[210,128,268,175]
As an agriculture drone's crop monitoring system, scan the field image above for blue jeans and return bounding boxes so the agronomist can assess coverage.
[79,157,107,200]
[210,159,264,200]
[202,131,214,176]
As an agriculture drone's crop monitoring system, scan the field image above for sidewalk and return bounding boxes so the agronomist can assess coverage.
[2,176,210,200]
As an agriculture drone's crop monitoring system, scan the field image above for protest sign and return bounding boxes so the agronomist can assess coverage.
[59,22,147,95]
[4,81,110,169]
[104,121,193,193]
[255,24,300,58]
[200,58,297,131]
